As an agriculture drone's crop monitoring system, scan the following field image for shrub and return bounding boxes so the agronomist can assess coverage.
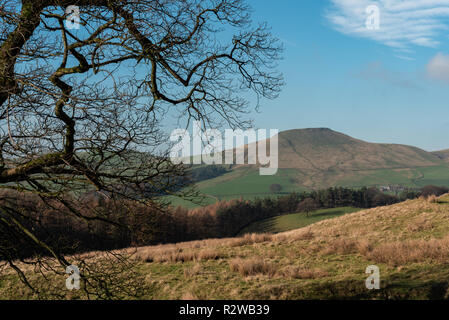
[297,198,319,217]
[229,257,276,277]
[196,249,223,261]
[137,246,224,263]
[321,239,359,255]
[420,185,449,198]
[362,237,449,266]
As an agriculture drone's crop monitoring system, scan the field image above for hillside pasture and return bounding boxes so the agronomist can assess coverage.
[239,207,361,235]
[3,195,449,299]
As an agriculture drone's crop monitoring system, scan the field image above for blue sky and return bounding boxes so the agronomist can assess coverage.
[244,0,449,151]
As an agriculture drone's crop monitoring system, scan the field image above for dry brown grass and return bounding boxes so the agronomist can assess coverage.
[320,238,359,255]
[407,215,434,232]
[304,232,449,267]
[181,292,200,300]
[288,228,314,242]
[184,264,202,278]
[195,249,223,261]
[130,233,276,263]
[282,197,449,246]
[229,233,273,247]
[362,236,449,266]
[229,257,276,277]
[272,233,288,243]
[355,239,374,256]
[135,246,224,263]
[6,194,449,300]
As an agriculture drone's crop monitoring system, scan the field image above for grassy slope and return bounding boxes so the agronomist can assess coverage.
[432,149,449,162]
[3,195,449,299]
[273,128,442,171]
[239,207,361,235]
[137,194,449,299]
[195,167,306,197]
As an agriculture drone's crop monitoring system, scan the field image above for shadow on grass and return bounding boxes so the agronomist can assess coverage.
[244,219,278,233]
[239,208,358,235]
[251,269,449,300]
[310,209,347,218]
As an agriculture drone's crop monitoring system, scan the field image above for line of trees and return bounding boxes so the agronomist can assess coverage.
[1,185,441,258]
[162,186,420,242]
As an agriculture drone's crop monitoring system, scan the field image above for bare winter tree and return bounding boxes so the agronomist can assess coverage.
[0,0,282,298]
[297,198,319,218]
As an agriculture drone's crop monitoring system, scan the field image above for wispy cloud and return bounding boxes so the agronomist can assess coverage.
[426,52,449,82]
[326,0,449,50]
[356,61,421,89]
[395,55,416,61]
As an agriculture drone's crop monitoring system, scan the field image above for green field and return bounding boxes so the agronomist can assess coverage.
[335,165,449,188]
[195,167,306,198]
[166,166,308,208]
[239,207,361,235]
[166,164,449,209]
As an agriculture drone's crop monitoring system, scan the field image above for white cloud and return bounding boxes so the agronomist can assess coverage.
[326,0,449,49]
[426,52,449,82]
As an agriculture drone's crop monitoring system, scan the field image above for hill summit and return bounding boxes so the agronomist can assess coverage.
[272,128,443,171]
[184,127,449,201]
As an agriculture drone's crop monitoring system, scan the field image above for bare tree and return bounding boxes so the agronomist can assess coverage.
[297,198,319,218]
[0,0,282,298]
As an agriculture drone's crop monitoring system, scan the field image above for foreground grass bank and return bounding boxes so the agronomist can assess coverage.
[2,195,449,299]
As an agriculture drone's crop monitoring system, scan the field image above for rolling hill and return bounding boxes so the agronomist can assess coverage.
[176,128,449,206]
[432,149,449,162]
[273,128,443,170]
[4,194,449,299]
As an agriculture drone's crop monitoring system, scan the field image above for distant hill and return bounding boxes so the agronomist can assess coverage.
[169,128,449,207]
[432,149,449,162]
[271,128,443,170]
